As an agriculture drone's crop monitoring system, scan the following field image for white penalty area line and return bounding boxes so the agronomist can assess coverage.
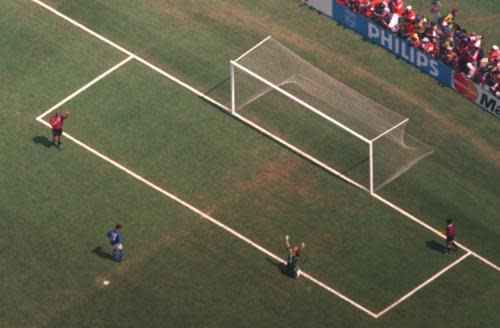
[36,55,134,121]
[35,118,377,319]
[373,194,500,273]
[31,0,375,317]
[32,0,229,113]
[376,252,472,318]
[32,0,499,317]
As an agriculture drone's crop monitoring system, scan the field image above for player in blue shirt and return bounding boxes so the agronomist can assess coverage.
[106,224,124,263]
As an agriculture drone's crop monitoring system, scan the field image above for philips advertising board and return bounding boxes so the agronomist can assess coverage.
[331,2,453,86]
[302,0,499,120]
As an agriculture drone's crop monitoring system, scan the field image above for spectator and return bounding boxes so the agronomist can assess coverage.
[373,1,390,28]
[465,62,477,79]
[409,33,421,48]
[414,15,427,35]
[336,1,499,98]
[487,45,499,62]
[441,46,458,68]
[403,5,416,22]
[400,6,416,38]
[421,37,436,56]
[431,0,441,22]
[442,8,458,29]
[389,0,404,16]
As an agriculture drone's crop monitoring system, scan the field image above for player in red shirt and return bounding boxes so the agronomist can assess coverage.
[49,111,69,149]
[444,219,458,254]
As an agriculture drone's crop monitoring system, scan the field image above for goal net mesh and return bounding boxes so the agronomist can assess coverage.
[233,37,432,191]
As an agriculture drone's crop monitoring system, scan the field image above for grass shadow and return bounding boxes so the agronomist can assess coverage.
[33,136,52,148]
[426,240,445,253]
[265,258,291,277]
[341,156,369,175]
[92,246,115,261]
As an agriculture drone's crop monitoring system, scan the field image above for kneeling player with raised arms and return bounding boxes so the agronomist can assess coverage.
[284,235,305,279]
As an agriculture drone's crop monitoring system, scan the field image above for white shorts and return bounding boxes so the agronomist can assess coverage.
[112,243,123,251]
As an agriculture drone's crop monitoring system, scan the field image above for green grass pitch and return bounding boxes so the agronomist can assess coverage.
[1,1,499,327]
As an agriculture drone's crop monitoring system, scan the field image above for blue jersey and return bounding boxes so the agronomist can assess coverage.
[106,229,122,245]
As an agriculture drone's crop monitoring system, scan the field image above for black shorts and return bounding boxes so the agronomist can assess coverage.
[447,236,454,243]
[52,128,63,137]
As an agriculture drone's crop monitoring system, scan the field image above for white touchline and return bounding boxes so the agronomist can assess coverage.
[31,0,499,317]
[31,0,230,113]
[35,116,377,318]
[376,252,472,318]
[36,55,134,121]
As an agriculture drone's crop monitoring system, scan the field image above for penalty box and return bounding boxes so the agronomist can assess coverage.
[36,57,467,314]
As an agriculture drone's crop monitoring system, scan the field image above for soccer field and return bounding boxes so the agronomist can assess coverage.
[1,1,499,327]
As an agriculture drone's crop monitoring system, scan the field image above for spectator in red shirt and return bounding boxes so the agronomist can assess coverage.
[389,0,404,16]
[442,46,458,67]
[49,111,69,149]
[421,37,436,56]
[399,6,416,38]
[488,45,500,63]
[403,5,416,22]
[444,219,458,254]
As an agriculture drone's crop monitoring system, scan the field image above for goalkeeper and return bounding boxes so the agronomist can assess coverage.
[284,235,305,279]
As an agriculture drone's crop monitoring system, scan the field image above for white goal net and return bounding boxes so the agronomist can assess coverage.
[230,36,432,193]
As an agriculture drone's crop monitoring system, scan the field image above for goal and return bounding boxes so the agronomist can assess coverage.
[230,36,432,193]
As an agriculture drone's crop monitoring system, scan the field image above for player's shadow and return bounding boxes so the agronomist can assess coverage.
[265,258,291,278]
[426,240,445,253]
[32,136,53,148]
[91,246,115,261]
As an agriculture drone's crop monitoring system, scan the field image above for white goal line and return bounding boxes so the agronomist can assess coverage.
[31,0,499,317]
[34,59,468,319]
[34,115,377,318]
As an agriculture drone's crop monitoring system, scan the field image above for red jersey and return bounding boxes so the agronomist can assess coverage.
[422,43,432,54]
[389,0,404,15]
[404,9,416,22]
[445,223,455,238]
[50,114,65,129]
[488,49,499,63]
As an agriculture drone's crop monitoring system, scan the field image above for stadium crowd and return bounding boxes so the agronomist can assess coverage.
[337,0,500,97]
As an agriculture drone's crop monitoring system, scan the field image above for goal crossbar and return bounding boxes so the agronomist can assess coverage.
[371,118,409,143]
[231,60,371,144]
[230,37,432,193]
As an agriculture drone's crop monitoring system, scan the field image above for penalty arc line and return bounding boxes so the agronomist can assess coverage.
[36,55,134,121]
[376,252,472,318]
[35,116,377,318]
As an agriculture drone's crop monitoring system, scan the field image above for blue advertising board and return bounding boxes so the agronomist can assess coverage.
[331,1,453,86]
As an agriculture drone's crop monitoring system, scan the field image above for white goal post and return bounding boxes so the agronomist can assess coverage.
[230,36,432,194]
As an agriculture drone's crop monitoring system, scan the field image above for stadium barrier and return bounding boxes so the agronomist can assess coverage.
[301,0,500,120]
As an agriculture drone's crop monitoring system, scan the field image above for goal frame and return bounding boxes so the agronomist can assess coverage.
[230,44,412,194]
